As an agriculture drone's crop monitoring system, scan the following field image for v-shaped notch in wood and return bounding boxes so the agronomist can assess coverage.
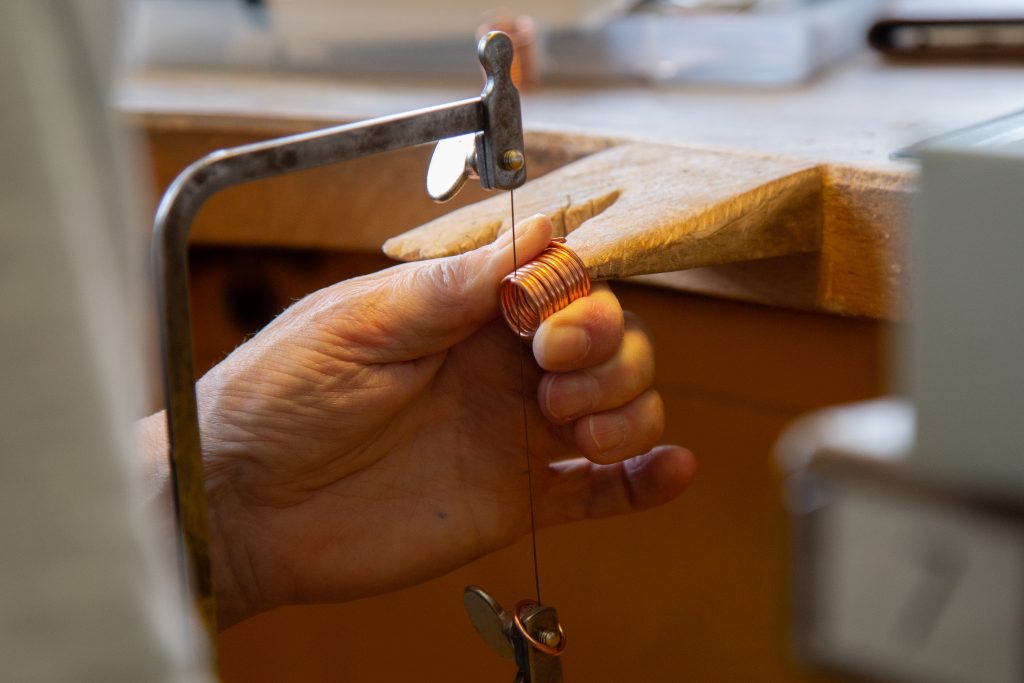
[383,143,822,281]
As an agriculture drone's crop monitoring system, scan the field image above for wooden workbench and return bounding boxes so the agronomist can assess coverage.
[122,54,1024,682]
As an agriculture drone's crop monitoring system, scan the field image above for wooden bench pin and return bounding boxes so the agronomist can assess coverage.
[384,143,824,338]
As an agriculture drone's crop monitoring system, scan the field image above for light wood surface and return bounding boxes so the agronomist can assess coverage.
[135,115,911,320]
[634,162,912,320]
[381,140,912,319]
[383,143,824,278]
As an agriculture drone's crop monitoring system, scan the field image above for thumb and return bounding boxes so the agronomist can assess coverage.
[376,214,553,356]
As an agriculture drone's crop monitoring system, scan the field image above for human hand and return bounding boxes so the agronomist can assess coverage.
[143,214,695,628]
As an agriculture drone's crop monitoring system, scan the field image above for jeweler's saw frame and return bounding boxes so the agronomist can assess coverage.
[153,32,566,681]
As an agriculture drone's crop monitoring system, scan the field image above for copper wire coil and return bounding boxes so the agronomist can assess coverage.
[500,238,591,341]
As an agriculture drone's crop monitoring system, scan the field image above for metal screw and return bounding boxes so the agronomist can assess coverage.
[501,149,525,171]
[537,629,561,648]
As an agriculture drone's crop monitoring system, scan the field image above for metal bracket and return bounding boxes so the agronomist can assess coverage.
[464,586,565,683]
[152,31,525,648]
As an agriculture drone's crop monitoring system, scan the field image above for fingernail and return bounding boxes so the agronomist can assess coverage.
[513,218,533,241]
[544,325,591,364]
[493,214,539,247]
[587,414,629,454]
[491,215,542,262]
[512,214,544,243]
[545,373,599,421]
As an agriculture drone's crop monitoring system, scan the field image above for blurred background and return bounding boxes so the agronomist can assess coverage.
[114,1,1024,681]
[121,0,878,86]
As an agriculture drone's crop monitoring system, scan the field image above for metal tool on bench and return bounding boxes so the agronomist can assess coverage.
[152,31,566,681]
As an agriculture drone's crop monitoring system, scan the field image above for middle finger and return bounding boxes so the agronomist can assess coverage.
[538,313,655,425]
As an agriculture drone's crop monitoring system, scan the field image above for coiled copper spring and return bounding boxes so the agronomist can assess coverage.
[500,238,591,340]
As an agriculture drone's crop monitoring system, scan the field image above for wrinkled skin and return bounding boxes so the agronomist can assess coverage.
[139,215,695,628]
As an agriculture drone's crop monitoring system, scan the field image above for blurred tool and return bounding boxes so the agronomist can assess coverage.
[124,0,881,86]
[777,124,1024,683]
[545,0,881,85]
[869,1,1024,61]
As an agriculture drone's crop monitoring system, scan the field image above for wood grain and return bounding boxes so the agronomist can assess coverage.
[383,143,824,280]
[135,113,913,323]
[381,139,914,320]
